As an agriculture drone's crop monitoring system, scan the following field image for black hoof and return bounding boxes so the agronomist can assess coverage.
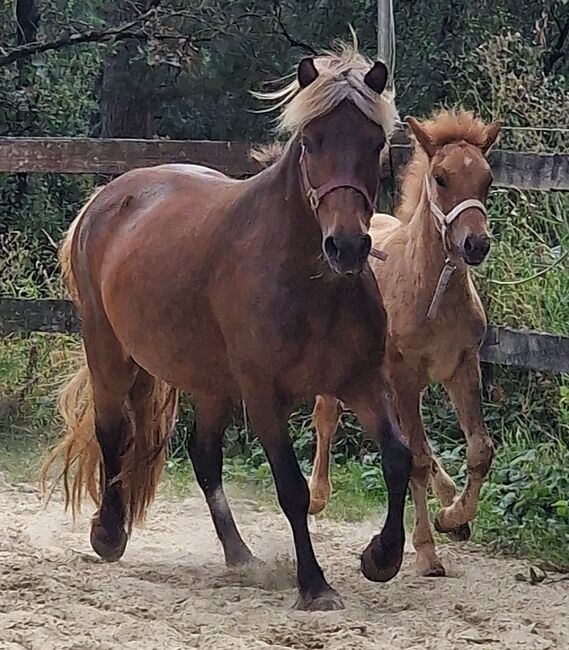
[225,545,257,567]
[434,516,471,542]
[360,533,404,583]
[295,586,344,611]
[90,520,127,562]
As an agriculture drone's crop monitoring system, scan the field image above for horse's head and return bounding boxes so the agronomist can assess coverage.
[256,45,397,276]
[297,58,390,275]
[406,113,501,266]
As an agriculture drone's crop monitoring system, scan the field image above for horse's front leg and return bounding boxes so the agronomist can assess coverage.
[342,372,412,582]
[435,352,494,534]
[244,389,343,611]
[308,395,342,514]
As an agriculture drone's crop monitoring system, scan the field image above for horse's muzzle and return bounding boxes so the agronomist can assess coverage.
[323,233,372,275]
[462,234,491,266]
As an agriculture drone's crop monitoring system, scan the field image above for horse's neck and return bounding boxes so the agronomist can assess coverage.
[266,139,323,274]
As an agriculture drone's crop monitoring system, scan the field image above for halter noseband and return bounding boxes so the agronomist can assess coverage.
[299,141,376,215]
[424,174,488,320]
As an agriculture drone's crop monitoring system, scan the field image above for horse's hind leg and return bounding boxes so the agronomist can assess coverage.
[435,353,494,536]
[83,316,136,561]
[189,394,254,566]
[308,395,341,515]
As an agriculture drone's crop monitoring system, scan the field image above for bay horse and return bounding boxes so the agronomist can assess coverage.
[307,110,501,577]
[42,45,411,610]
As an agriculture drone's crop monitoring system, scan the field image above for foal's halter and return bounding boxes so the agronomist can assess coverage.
[299,141,387,262]
[424,174,488,320]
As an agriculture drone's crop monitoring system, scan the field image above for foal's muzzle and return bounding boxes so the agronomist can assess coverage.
[324,234,372,275]
[462,234,491,266]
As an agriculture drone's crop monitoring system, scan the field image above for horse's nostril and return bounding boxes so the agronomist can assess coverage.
[324,236,339,259]
[464,237,474,254]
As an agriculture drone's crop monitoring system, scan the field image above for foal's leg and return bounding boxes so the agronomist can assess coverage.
[189,394,254,566]
[245,391,342,611]
[308,395,341,515]
[343,373,412,583]
[435,353,494,534]
[84,319,136,561]
[389,372,446,577]
[430,457,471,542]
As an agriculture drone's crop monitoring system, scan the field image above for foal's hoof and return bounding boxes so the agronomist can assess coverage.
[90,521,128,562]
[360,534,404,583]
[434,516,471,542]
[295,586,344,612]
[308,495,328,516]
[417,557,446,578]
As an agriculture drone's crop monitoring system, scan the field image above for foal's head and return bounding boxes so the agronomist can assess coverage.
[405,111,501,266]
[257,45,398,275]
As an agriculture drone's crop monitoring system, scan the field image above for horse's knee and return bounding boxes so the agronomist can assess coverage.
[411,447,432,486]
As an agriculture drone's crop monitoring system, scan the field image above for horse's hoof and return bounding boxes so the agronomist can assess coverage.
[225,544,257,567]
[295,586,344,611]
[360,534,403,583]
[90,521,127,562]
[417,557,446,577]
[434,516,471,542]
[308,496,328,515]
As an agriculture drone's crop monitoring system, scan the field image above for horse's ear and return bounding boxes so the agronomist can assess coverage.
[364,61,388,95]
[482,120,502,154]
[297,58,319,88]
[405,116,437,158]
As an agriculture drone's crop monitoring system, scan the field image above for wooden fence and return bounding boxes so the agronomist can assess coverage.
[1,133,568,374]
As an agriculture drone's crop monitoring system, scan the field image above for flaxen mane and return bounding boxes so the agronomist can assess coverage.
[253,42,398,140]
[398,109,494,224]
[250,43,398,170]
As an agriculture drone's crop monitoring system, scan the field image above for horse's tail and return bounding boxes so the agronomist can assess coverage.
[42,190,180,527]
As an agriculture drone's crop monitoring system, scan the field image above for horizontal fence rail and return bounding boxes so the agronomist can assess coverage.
[1,299,568,374]
[0,136,569,191]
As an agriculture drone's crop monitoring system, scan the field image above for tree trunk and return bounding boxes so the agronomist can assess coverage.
[99,0,162,138]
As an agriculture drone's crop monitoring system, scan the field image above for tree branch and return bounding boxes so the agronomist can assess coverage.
[271,1,317,55]
[544,8,569,75]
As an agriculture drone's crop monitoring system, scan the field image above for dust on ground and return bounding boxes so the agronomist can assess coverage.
[1,474,567,650]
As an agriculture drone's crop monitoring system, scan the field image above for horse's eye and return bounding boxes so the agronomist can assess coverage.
[435,175,446,188]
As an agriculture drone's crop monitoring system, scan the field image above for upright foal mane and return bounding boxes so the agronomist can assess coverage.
[397,110,495,224]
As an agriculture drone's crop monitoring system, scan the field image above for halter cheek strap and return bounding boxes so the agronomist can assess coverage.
[299,142,376,215]
[424,175,488,320]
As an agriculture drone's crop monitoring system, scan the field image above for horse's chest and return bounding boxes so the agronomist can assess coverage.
[276,288,385,397]
[391,302,485,384]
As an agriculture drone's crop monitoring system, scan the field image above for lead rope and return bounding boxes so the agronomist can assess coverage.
[423,175,488,320]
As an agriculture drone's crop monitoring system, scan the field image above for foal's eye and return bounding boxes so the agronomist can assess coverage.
[435,175,447,188]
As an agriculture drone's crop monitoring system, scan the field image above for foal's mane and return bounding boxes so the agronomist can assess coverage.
[253,42,398,140]
[397,109,493,224]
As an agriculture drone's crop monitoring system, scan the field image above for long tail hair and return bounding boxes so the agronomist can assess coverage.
[41,190,179,528]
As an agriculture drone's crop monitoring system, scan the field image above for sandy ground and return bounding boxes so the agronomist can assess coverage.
[1,474,568,650]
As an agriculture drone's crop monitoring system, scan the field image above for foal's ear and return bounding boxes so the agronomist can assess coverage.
[364,61,388,95]
[482,120,502,154]
[405,116,437,158]
[297,57,319,88]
